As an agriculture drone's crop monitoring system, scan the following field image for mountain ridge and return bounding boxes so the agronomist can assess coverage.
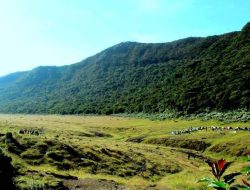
[0,22,249,114]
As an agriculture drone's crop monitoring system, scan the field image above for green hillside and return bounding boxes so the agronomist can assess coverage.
[0,22,249,114]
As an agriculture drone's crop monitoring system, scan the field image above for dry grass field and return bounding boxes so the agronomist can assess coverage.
[0,114,249,190]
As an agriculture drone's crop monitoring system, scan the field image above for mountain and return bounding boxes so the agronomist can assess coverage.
[0,23,249,114]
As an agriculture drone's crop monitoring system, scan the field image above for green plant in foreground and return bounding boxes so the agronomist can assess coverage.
[234,166,250,190]
[199,158,250,190]
[198,159,241,190]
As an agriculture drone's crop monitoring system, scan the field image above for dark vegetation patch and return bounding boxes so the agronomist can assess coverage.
[175,149,211,161]
[126,135,147,143]
[77,132,94,137]
[75,131,112,138]
[89,131,112,137]
[19,128,44,136]
[0,149,16,190]
[146,137,211,151]
[2,133,182,180]
[5,132,26,154]
[209,142,249,156]
[46,172,78,180]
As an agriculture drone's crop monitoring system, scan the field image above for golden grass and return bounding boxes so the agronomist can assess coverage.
[0,114,249,189]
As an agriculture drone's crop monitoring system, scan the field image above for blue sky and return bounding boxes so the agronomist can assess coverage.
[0,0,249,76]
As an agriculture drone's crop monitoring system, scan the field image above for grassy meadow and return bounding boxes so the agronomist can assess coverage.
[0,114,249,190]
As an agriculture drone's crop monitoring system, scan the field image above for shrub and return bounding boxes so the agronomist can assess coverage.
[198,158,250,190]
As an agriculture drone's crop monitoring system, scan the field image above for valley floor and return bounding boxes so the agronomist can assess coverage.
[0,114,249,190]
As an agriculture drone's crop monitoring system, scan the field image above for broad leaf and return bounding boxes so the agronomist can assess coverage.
[233,184,250,190]
[224,172,241,184]
[208,181,228,189]
[218,159,227,171]
[220,161,233,177]
[241,166,250,174]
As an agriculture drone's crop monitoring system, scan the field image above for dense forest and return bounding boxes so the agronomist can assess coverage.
[0,22,249,115]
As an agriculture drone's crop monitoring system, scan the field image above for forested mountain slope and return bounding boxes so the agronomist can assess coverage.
[0,22,249,114]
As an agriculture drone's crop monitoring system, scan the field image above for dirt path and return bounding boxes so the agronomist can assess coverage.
[63,178,170,190]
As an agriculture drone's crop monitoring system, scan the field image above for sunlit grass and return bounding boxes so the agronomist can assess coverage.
[0,114,249,189]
